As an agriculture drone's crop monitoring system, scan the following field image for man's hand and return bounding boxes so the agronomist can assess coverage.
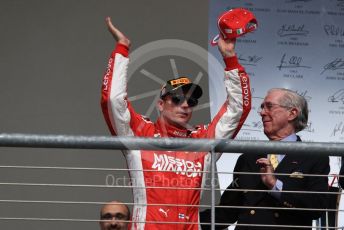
[105,17,131,47]
[256,158,277,189]
[218,37,236,58]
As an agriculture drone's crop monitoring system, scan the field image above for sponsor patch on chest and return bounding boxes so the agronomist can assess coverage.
[151,153,203,178]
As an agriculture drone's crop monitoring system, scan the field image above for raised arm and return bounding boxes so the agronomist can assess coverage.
[217,37,236,58]
[105,17,131,47]
[207,37,251,146]
[101,17,146,136]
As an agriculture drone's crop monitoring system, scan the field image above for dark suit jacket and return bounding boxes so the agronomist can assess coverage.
[200,137,330,230]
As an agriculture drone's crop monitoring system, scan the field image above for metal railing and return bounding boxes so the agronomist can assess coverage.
[1,133,344,155]
[1,133,344,230]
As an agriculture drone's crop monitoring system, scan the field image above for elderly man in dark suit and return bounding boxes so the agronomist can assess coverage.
[201,88,330,230]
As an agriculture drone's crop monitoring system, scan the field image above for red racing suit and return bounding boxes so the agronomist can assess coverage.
[101,43,251,230]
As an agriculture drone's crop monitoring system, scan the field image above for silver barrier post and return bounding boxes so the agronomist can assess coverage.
[211,149,216,230]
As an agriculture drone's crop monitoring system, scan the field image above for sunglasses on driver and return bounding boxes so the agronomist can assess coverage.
[164,94,198,107]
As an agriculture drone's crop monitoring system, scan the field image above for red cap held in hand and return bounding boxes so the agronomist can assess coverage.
[211,8,258,46]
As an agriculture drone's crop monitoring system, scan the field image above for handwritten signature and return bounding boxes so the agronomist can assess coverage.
[277,53,311,70]
[242,121,263,131]
[330,122,344,137]
[328,89,344,104]
[337,0,344,7]
[252,121,263,129]
[295,90,312,102]
[277,24,309,37]
[238,54,263,66]
[324,25,344,37]
[321,58,344,75]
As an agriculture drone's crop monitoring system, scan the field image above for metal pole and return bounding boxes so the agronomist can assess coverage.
[326,211,328,230]
[1,133,344,156]
[211,149,215,230]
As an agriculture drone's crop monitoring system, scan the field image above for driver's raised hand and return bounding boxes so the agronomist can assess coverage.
[217,37,236,58]
[105,17,131,47]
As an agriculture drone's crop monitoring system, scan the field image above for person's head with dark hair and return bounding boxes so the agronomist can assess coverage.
[259,88,308,140]
[99,201,130,230]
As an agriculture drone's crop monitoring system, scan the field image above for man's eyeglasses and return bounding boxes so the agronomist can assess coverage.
[168,94,198,107]
[257,102,291,113]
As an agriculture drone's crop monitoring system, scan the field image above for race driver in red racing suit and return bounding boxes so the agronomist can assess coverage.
[100,17,251,230]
